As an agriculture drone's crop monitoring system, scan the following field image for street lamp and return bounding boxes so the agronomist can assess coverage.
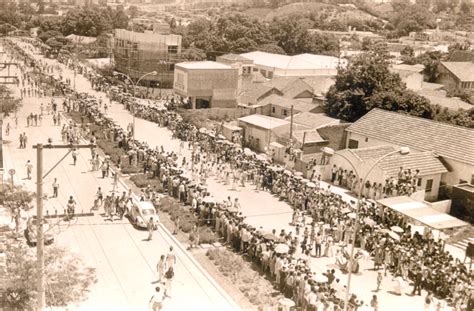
[341,146,410,311]
[112,70,157,140]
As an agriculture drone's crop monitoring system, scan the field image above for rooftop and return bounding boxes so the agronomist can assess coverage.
[391,64,425,73]
[240,51,343,71]
[259,94,317,113]
[338,145,448,177]
[238,114,289,130]
[176,61,233,70]
[422,94,473,111]
[440,62,474,82]
[346,109,474,165]
[285,112,340,129]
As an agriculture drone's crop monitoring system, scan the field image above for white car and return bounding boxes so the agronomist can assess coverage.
[128,201,159,229]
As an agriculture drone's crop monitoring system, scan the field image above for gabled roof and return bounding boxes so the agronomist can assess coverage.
[281,79,314,99]
[337,146,447,177]
[346,109,474,165]
[286,112,340,129]
[293,130,326,144]
[440,62,474,82]
[239,85,281,105]
[238,114,289,130]
[259,94,317,113]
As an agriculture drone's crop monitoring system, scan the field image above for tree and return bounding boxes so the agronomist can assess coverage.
[0,85,22,116]
[415,51,443,82]
[325,44,433,121]
[128,5,139,18]
[460,1,471,14]
[5,243,97,309]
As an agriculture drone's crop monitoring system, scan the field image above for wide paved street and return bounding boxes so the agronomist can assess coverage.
[1,42,238,311]
[5,38,457,311]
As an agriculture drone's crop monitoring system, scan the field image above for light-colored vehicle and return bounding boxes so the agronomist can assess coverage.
[25,218,55,246]
[128,201,159,229]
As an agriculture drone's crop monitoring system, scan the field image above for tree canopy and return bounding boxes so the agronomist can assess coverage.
[325,44,434,122]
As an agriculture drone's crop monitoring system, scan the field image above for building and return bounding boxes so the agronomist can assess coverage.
[234,51,343,79]
[238,115,291,152]
[438,62,474,93]
[113,29,182,88]
[331,146,448,201]
[173,61,239,109]
[258,95,319,119]
[390,64,424,91]
[345,108,474,189]
[286,112,340,129]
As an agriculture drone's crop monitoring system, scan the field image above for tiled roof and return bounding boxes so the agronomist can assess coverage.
[286,112,340,129]
[346,109,474,165]
[441,62,474,82]
[238,114,289,130]
[293,130,326,144]
[281,79,314,99]
[239,85,281,105]
[338,146,447,177]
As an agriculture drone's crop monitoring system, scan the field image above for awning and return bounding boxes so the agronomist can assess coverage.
[377,196,468,230]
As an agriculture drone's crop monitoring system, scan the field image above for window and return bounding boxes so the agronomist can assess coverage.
[425,179,433,193]
[365,137,369,142]
[417,178,422,187]
[167,45,178,54]
[283,109,287,116]
[348,139,359,149]
[253,67,258,72]
[471,174,474,185]
[272,107,275,113]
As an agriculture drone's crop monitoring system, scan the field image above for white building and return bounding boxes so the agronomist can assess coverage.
[345,109,474,190]
[220,51,344,79]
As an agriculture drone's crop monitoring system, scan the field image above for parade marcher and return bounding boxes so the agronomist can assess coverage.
[149,286,165,311]
[147,217,154,241]
[26,160,33,179]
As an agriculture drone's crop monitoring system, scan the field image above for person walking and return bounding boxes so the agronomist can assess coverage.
[164,266,174,298]
[156,255,167,282]
[147,217,154,241]
[52,178,59,198]
[148,286,165,311]
[165,246,176,269]
[26,160,33,179]
[376,271,383,292]
[72,148,78,165]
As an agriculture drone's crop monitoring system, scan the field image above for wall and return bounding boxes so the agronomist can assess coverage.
[179,107,251,121]
[403,73,424,91]
[425,200,452,214]
[345,132,402,150]
[440,158,474,187]
[239,124,270,152]
[437,64,459,89]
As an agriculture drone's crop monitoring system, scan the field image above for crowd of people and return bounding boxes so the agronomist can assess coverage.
[330,165,421,199]
[4,37,473,311]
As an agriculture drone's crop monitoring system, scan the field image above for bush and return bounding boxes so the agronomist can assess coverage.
[129,174,149,188]
[0,189,34,204]
[198,227,217,244]
[121,164,142,175]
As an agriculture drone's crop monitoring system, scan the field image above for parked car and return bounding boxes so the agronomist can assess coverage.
[128,201,159,229]
[25,218,54,246]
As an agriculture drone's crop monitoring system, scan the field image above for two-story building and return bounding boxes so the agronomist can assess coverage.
[344,109,474,193]
[173,61,239,109]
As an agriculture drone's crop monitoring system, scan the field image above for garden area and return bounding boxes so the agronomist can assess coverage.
[205,248,281,308]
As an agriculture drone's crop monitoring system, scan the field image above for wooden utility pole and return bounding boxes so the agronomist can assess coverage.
[33,142,95,310]
[289,105,294,142]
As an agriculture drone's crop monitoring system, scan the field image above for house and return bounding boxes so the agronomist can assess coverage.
[173,61,239,109]
[418,91,473,112]
[258,95,319,119]
[238,115,291,152]
[238,84,282,107]
[438,62,474,93]
[345,108,474,189]
[331,146,447,201]
[390,64,424,91]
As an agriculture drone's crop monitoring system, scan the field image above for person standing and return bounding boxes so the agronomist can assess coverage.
[412,268,423,296]
[26,160,33,179]
[370,295,379,311]
[164,266,174,298]
[52,178,59,198]
[376,271,383,292]
[147,217,154,241]
[72,148,78,165]
[148,286,165,311]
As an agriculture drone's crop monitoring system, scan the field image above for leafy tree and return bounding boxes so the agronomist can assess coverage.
[390,4,436,37]
[181,47,207,61]
[0,85,22,116]
[257,43,286,54]
[460,1,471,14]
[325,44,433,121]
[5,243,97,309]
[128,5,139,18]
[415,51,443,82]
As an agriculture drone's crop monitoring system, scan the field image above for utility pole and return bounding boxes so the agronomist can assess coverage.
[289,105,294,143]
[36,144,45,310]
[33,142,95,310]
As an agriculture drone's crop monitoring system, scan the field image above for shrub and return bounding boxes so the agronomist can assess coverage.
[198,227,217,244]
[129,174,149,188]
[0,189,34,204]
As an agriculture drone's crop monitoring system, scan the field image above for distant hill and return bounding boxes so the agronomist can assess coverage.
[244,2,380,23]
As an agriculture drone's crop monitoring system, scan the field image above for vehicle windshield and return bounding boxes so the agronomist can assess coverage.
[142,209,154,216]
